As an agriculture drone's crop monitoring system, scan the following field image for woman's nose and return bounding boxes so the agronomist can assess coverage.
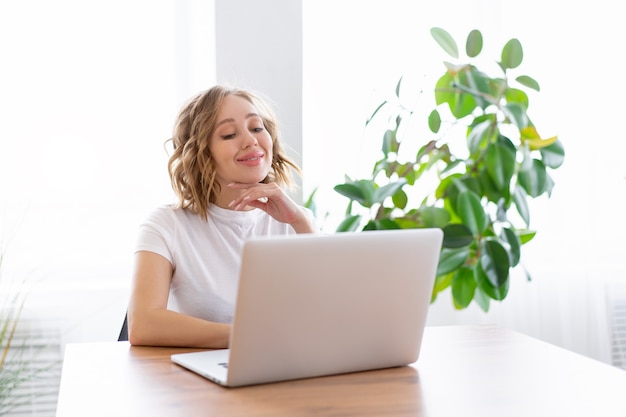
[242,131,258,148]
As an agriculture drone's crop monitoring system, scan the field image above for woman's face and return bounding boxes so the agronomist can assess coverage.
[209,94,273,187]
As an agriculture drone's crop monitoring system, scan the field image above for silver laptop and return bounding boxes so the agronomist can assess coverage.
[171,228,443,387]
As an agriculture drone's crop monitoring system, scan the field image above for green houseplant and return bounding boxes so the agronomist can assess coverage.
[333,27,565,311]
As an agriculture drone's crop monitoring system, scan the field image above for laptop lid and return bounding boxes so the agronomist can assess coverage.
[172,228,443,387]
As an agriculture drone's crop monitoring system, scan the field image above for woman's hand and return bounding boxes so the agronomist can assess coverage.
[227,182,316,233]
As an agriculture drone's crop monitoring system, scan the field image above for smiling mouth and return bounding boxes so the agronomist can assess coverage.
[238,154,264,162]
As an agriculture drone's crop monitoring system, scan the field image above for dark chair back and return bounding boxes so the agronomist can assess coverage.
[118,312,129,341]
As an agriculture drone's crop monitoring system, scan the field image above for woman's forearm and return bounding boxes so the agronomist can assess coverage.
[128,308,231,349]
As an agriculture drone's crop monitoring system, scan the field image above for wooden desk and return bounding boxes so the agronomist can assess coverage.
[55,325,626,417]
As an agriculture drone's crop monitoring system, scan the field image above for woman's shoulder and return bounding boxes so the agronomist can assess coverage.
[141,204,203,228]
[142,204,176,223]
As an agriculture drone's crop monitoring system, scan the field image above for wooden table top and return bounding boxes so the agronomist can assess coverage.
[55,325,626,417]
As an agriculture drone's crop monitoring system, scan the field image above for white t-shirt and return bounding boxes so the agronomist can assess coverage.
[134,203,315,323]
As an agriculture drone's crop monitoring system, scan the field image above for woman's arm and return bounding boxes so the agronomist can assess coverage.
[127,251,231,348]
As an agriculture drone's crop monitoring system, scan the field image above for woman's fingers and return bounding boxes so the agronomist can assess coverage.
[227,182,302,224]
[227,183,280,209]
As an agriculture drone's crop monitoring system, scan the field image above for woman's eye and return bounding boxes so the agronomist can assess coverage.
[222,133,236,140]
[252,127,264,133]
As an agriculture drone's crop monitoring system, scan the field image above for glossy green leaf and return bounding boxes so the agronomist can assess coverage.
[334,180,377,207]
[495,199,508,223]
[470,112,497,127]
[373,179,407,204]
[391,189,408,210]
[518,159,547,197]
[498,134,517,153]
[478,170,504,204]
[431,27,458,58]
[366,100,387,126]
[485,141,516,192]
[465,29,483,58]
[503,103,529,129]
[460,176,483,196]
[480,239,510,288]
[544,172,555,197]
[467,118,496,155]
[440,159,462,176]
[334,183,366,204]
[457,190,487,236]
[540,139,565,169]
[473,286,490,312]
[442,223,473,248]
[464,67,492,109]
[356,180,376,204]
[405,168,417,185]
[394,218,420,229]
[488,77,507,97]
[395,76,403,98]
[416,140,436,162]
[475,263,509,301]
[336,215,362,232]
[520,146,533,170]
[394,161,412,178]
[367,218,401,230]
[434,72,454,106]
[501,38,523,69]
[436,248,470,277]
[382,129,397,157]
[373,159,390,179]
[446,176,482,215]
[435,173,461,200]
[450,91,477,119]
[452,267,476,308]
[524,268,533,282]
[304,187,318,214]
[434,272,453,295]
[501,227,521,267]
[428,109,441,133]
[513,185,530,226]
[520,126,557,150]
[505,88,529,110]
[518,229,536,244]
[516,75,540,92]
[435,73,476,118]
[420,206,451,228]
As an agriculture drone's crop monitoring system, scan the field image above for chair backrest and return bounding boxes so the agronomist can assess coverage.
[118,312,128,341]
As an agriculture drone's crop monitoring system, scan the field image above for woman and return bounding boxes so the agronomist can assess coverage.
[127,85,317,348]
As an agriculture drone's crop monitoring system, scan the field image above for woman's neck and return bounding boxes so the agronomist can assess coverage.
[213,187,254,211]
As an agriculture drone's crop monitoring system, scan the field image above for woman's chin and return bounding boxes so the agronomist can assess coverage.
[233,176,268,185]
[243,172,271,184]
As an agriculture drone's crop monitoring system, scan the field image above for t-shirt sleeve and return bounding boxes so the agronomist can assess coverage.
[134,206,176,266]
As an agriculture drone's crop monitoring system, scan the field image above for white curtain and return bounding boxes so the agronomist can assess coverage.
[0,0,215,343]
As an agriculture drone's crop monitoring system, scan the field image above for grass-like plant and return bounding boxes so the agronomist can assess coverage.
[0,248,59,413]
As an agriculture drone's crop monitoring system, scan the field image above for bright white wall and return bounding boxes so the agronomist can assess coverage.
[215,0,304,201]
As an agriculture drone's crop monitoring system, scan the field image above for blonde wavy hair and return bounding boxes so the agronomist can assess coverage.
[167,85,301,221]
